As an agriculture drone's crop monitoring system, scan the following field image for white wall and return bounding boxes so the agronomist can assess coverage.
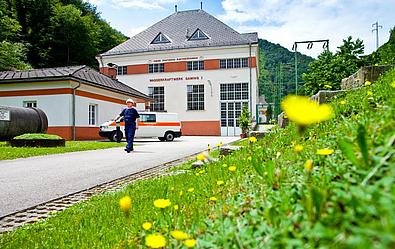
[0,94,72,126]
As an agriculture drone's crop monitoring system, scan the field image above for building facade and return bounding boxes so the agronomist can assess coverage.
[0,66,150,140]
[98,9,259,136]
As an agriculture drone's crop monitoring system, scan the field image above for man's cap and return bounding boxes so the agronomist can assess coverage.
[126,98,135,103]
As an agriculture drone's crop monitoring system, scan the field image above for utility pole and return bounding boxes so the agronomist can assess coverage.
[372,21,383,50]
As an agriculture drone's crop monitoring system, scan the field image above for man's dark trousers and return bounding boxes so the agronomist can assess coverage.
[125,123,136,151]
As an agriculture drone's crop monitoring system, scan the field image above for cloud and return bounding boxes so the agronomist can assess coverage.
[218,0,394,57]
[127,26,148,37]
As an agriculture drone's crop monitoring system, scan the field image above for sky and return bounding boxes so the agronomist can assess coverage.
[86,0,395,57]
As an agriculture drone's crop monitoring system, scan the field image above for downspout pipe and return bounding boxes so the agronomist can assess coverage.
[249,42,253,118]
[72,82,81,141]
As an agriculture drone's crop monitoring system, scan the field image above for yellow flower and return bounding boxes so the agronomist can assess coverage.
[195,173,200,176]
[304,160,313,172]
[248,136,257,143]
[142,222,152,231]
[170,230,189,240]
[209,197,218,201]
[216,180,224,186]
[294,144,304,153]
[216,142,222,147]
[145,234,167,248]
[228,166,237,172]
[119,196,132,213]
[179,191,184,196]
[173,204,179,210]
[340,100,346,105]
[153,199,171,209]
[247,156,252,161]
[184,239,197,248]
[391,81,395,88]
[365,80,372,86]
[199,169,205,174]
[196,154,206,161]
[367,90,373,96]
[281,95,333,126]
[316,148,334,156]
[188,188,194,192]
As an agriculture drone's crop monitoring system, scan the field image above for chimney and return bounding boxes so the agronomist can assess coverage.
[175,5,177,12]
[200,1,203,10]
[100,63,117,79]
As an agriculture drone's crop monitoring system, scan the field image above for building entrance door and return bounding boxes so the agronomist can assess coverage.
[220,83,249,136]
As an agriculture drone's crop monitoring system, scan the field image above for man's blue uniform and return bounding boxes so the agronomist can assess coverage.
[119,107,140,152]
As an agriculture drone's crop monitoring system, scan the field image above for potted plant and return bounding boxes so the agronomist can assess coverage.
[238,105,251,138]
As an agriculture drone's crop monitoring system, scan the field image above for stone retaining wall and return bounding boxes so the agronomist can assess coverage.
[341,65,394,90]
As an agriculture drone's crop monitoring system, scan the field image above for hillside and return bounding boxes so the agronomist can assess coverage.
[0,0,126,70]
[258,39,314,115]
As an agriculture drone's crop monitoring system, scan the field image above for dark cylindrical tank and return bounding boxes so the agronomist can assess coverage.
[0,105,48,141]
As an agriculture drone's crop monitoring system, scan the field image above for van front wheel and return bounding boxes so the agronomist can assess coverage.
[164,131,175,141]
[110,131,123,142]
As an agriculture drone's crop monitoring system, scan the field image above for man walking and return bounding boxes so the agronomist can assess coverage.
[114,99,140,153]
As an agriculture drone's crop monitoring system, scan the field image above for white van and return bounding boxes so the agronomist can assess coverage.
[99,112,182,141]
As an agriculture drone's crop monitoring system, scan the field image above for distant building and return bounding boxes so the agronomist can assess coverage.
[0,66,150,140]
[97,9,259,136]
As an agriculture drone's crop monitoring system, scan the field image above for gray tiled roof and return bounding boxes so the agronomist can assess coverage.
[0,66,150,100]
[101,9,258,56]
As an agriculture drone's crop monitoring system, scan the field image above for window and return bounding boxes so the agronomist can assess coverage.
[187,85,204,110]
[187,61,204,71]
[151,33,170,44]
[140,114,156,122]
[148,87,165,111]
[219,58,249,69]
[148,63,164,73]
[220,83,249,101]
[188,29,209,40]
[23,101,37,108]
[89,104,98,125]
[117,66,127,75]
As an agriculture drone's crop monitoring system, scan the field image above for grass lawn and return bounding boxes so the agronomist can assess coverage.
[0,69,394,248]
[0,141,125,160]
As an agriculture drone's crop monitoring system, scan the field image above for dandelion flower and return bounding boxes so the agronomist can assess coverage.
[217,180,224,186]
[145,234,166,248]
[173,204,179,210]
[199,169,205,174]
[184,239,197,248]
[216,142,223,147]
[153,199,171,209]
[248,136,257,143]
[340,100,346,105]
[316,148,334,156]
[195,173,200,176]
[365,80,372,86]
[179,191,184,196]
[119,196,131,213]
[142,222,152,231]
[209,197,218,201]
[367,90,373,96]
[304,160,313,172]
[188,188,194,192]
[228,166,237,172]
[391,81,395,88]
[170,230,189,240]
[281,95,333,126]
[294,145,304,153]
[196,154,206,161]
[247,156,252,161]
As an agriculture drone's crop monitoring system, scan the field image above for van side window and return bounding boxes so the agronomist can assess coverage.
[140,114,156,122]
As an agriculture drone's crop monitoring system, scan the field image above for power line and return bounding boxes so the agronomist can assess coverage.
[372,21,383,50]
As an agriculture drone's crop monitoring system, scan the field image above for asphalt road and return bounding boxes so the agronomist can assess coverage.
[0,136,238,217]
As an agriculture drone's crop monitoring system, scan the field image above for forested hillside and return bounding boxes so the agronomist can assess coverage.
[258,39,314,115]
[0,0,126,71]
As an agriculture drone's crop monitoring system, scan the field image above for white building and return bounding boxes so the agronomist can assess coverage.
[97,9,259,136]
[0,66,150,140]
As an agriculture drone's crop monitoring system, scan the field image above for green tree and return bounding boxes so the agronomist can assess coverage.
[302,36,365,95]
[0,41,31,70]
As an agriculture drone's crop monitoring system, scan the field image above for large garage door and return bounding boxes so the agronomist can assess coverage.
[220,83,249,136]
